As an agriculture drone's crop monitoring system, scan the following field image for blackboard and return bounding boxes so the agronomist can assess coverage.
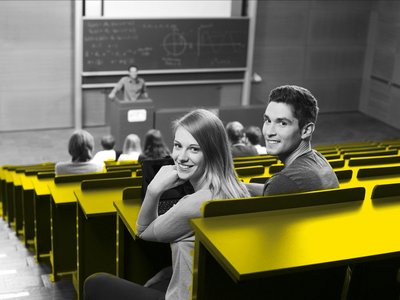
[83,18,249,72]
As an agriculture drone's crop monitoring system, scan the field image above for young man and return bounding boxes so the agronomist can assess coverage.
[247,85,339,196]
[108,64,148,101]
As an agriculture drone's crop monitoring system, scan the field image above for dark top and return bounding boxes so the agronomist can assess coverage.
[264,150,339,195]
[231,144,258,158]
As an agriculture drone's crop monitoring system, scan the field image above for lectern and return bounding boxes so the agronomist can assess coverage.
[109,99,154,151]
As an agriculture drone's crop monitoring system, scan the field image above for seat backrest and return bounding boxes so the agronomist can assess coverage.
[235,165,264,177]
[55,170,131,184]
[357,165,400,179]
[343,149,398,160]
[371,182,400,199]
[81,176,142,190]
[123,186,142,200]
[335,169,352,182]
[348,155,400,167]
[202,187,365,218]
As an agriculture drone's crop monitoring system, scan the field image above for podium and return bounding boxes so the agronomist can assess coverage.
[109,99,154,151]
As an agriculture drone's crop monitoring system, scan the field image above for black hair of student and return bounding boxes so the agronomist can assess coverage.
[268,85,319,129]
[245,126,262,145]
[101,135,115,150]
[142,129,170,159]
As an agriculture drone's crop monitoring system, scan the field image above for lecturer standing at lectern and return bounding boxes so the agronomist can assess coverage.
[108,64,149,101]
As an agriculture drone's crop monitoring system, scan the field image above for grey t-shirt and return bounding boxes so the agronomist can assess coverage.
[264,150,339,195]
[55,161,104,175]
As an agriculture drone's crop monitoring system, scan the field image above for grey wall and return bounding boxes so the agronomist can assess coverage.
[359,1,400,130]
[0,1,73,131]
[251,0,373,113]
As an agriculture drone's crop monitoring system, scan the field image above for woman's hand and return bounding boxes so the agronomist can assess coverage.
[147,165,186,196]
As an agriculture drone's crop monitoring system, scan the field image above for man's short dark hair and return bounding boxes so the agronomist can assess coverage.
[101,135,115,150]
[268,85,319,129]
[128,64,138,71]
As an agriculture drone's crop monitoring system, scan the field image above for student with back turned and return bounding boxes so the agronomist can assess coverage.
[108,64,148,102]
[246,85,339,196]
[56,130,104,175]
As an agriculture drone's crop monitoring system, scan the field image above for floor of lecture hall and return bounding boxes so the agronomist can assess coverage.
[0,111,400,300]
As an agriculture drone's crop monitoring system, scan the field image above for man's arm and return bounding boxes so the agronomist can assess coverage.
[244,182,265,196]
[108,77,124,99]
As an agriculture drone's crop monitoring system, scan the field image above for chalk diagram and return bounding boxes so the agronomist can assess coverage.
[163,28,187,57]
[161,25,245,58]
[197,25,244,56]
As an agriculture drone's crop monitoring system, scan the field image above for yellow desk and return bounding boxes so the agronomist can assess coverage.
[21,172,36,246]
[113,192,171,284]
[4,168,17,224]
[47,171,132,282]
[73,177,141,300]
[31,173,55,260]
[190,178,400,300]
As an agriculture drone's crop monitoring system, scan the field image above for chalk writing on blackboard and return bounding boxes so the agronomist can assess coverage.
[83,19,249,72]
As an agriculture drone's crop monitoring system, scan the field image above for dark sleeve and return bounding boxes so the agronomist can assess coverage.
[141,78,148,98]
[263,173,300,195]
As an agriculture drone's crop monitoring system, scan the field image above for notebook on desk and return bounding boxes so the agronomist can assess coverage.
[141,157,194,215]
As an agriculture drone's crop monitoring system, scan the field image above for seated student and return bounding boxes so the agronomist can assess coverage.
[245,125,267,155]
[246,85,339,196]
[84,109,250,300]
[138,129,171,163]
[92,135,117,163]
[226,121,258,157]
[118,134,142,162]
[55,130,104,175]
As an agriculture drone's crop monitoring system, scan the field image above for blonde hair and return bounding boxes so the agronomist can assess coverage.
[68,130,94,162]
[122,134,142,154]
[174,109,249,199]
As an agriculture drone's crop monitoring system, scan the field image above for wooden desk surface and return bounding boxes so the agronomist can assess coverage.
[21,173,34,190]
[113,198,142,238]
[191,196,400,282]
[12,173,22,186]
[191,176,400,283]
[48,182,80,206]
[31,176,53,196]
[74,187,126,218]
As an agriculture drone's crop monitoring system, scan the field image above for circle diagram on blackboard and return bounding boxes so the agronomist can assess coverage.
[163,30,187,57]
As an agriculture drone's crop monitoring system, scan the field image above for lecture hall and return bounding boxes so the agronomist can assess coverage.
[1,1,400,299]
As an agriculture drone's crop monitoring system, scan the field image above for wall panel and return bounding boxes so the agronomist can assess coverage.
[0,1,73,131]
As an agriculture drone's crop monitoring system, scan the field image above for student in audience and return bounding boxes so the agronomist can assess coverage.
[55,130,104,175]
[225,121,258,157]
[246,85,339,196]
[118,134,142,162]
[245,126,267,155]
[92,135,117,163]
[84,109,250,300]
[138,129,170,163]
[108,64,149,101]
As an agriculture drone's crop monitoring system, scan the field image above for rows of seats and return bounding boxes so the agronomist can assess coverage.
[1,138,400,299]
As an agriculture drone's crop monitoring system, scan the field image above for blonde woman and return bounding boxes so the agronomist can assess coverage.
[84,109,250,300]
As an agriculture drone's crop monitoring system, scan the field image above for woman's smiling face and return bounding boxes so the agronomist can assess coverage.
[172,126,205,188]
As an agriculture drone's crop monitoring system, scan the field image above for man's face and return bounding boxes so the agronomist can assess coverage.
[262,101,303,159]
[129,67,138,79]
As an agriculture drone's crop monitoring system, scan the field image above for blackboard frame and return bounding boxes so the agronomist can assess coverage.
[82,17,250,74]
